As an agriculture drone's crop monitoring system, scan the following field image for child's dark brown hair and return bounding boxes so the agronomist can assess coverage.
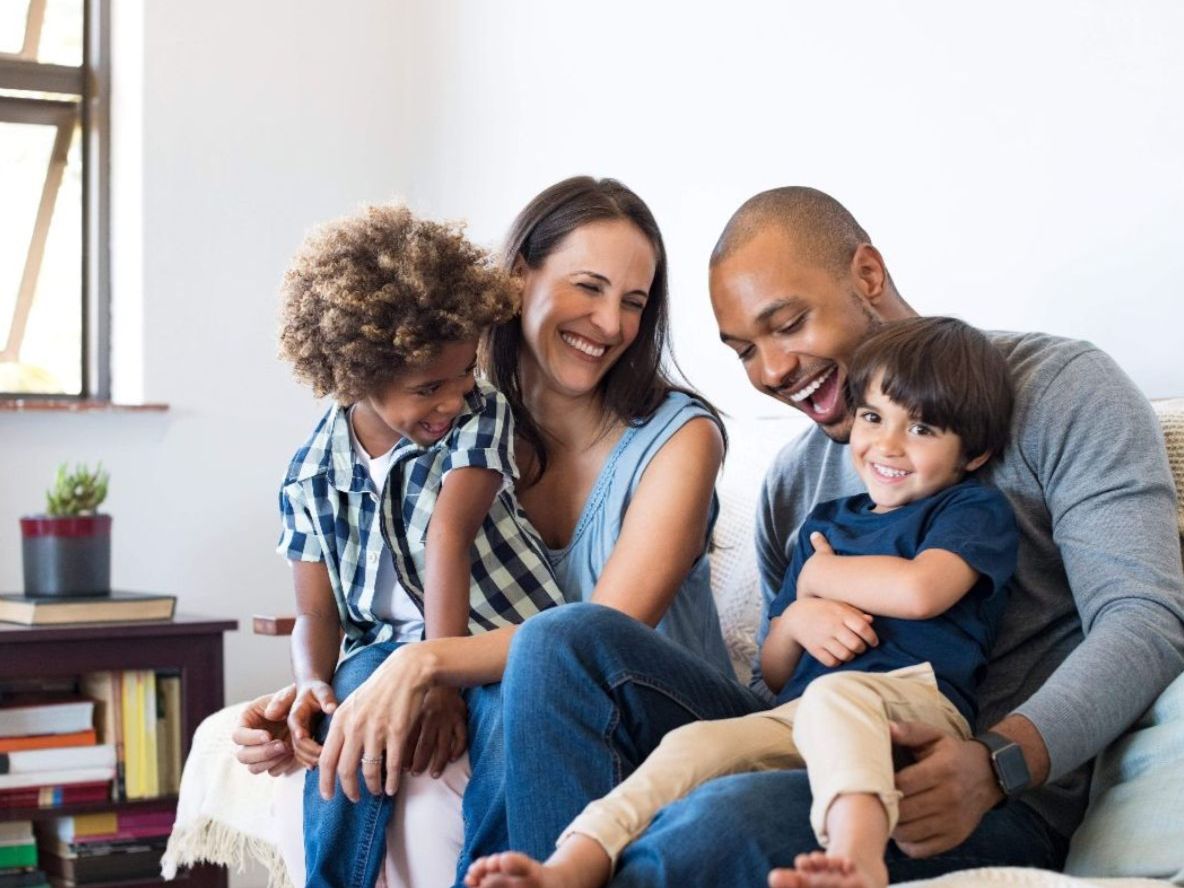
[847,316,1014,463]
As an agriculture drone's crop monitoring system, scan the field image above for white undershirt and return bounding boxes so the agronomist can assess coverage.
[348,407,425,643]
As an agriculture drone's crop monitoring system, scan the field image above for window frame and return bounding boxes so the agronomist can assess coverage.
[0,0,110,401]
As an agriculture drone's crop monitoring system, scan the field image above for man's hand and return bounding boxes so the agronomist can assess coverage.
[795,532,837,599]
[400,686,467,779]
[232,685,302,776]
[783,597,878,667]
[890,720,1002,857]
[288,680,338,769]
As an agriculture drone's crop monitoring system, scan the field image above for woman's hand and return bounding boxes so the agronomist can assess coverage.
[401,685,467,779]
[317,643,438,801]
[783,598,878,667]
[287,679,338,769]
[231,685,302,776]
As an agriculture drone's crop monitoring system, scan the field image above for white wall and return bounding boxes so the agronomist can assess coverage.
[0,0,1180,855]
[391,0,1184,417]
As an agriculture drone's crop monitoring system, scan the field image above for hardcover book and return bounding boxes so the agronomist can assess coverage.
[0,729,96,754]
[0,591,175,626]
[0,744,115,775]
[0,699,94,739]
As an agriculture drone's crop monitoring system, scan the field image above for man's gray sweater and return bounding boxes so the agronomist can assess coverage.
[752,331,1184,838]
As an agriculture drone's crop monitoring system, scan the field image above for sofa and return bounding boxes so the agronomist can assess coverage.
[163,399,1184,888]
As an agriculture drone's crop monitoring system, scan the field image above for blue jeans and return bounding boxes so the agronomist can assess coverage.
[611,771,1067,885]
[303,642,402,888]
[499,604,767,859]
[304,643,506,888]
[456,682,506,883]
[498,604,1068,885]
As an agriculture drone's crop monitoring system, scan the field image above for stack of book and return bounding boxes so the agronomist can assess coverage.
[34,809,174,886]
[0,697,113,810]
[0,670,183,810]
[82,670,183,800]
[0,822,47,888]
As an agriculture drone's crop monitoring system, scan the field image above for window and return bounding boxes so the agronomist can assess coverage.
[1,0,107,399]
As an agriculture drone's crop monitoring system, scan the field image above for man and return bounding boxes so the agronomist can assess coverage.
[498,187,1184,885]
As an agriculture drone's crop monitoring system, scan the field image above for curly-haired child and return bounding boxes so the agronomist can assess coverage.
[274,205,565,888]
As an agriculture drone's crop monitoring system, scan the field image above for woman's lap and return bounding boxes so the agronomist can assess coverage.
[500,603,765,859]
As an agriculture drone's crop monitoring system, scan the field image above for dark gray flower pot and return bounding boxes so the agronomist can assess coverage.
[20,514,112,598]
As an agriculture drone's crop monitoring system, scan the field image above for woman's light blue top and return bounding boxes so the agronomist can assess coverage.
[545,391,733,676]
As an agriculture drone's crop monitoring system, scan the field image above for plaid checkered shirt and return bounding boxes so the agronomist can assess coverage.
[278,380,563,657]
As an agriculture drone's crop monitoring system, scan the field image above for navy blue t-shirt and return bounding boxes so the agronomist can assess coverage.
[768,478,1017,724]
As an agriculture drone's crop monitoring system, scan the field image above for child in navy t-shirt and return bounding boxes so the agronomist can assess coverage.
[464,316,1018,888]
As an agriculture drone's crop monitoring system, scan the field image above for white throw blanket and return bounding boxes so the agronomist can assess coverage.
[161,702,303,888]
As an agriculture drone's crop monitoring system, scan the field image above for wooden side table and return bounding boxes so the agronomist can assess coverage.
[0,614,237,888]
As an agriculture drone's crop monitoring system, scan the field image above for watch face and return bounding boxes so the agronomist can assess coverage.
[995,744,1030,794]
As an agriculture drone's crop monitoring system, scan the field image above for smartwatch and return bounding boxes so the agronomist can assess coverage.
[973,730,1031,799]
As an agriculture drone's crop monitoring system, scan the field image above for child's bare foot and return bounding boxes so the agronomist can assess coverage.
[465,852,553,888]
[465,836,611,888]
[768,851,888,888]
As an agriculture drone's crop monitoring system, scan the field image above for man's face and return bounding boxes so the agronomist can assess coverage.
[710,228,884,442]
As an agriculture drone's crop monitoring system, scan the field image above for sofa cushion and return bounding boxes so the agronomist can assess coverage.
[1063,397,1184,884]
[710,414,811,683]
[1063,669,1184,883]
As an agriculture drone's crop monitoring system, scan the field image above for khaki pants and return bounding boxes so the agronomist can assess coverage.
[559,663,970,865]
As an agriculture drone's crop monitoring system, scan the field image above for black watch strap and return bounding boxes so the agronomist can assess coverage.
[973,730,1031,799]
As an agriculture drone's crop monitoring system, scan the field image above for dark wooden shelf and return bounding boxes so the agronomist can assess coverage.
[0,614,235,888]
[0,613,237,643]
[0,794,178,823]
[48,862,219,887]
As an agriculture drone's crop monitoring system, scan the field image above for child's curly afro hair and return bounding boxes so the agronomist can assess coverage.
[279,204,518,404]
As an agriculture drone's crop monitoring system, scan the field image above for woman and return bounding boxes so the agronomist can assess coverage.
[234,176,733,884]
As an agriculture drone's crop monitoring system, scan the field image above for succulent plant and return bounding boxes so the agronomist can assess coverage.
[45,462,109,517]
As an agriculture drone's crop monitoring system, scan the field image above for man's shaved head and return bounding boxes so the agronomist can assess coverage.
[711,187,871,277]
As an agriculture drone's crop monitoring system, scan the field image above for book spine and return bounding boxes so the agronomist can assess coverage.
[0,744,115,774]
[0,781,109,809]
[119,672,139,800]
[0,729,97,753]
[142,671,159,798]
[110,672,125,801]
[0,842,37,869]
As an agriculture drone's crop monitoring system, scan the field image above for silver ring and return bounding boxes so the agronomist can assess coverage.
[360,755,382,765]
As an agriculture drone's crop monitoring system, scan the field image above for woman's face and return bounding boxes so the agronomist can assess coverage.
[517,219,658,401]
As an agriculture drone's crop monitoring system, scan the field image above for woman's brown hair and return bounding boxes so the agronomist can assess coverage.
[482,176,723,484]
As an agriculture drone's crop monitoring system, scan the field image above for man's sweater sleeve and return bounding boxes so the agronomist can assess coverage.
[1014,349,1184,781]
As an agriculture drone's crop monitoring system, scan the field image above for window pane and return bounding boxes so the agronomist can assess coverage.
[37,0,82,66]
[0,118,82,395]
[0,2,31,55]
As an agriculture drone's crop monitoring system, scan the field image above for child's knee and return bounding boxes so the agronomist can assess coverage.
[797,671,880,716]
[658,719,719,756]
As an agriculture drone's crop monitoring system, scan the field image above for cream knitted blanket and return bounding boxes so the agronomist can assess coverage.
[160,702,302,888]
[1152,398,1184,536]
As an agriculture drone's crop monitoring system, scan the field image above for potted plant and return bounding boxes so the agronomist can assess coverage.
[20,463,112,598]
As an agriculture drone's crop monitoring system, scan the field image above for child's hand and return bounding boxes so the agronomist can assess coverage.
[783,597,878,667]
[400,686,467,779]
[288,680,338,770]
[232,685,301,776]
[796,532,837,599]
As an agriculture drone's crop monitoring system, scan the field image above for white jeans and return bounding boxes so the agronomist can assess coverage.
[380,754,470,888]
